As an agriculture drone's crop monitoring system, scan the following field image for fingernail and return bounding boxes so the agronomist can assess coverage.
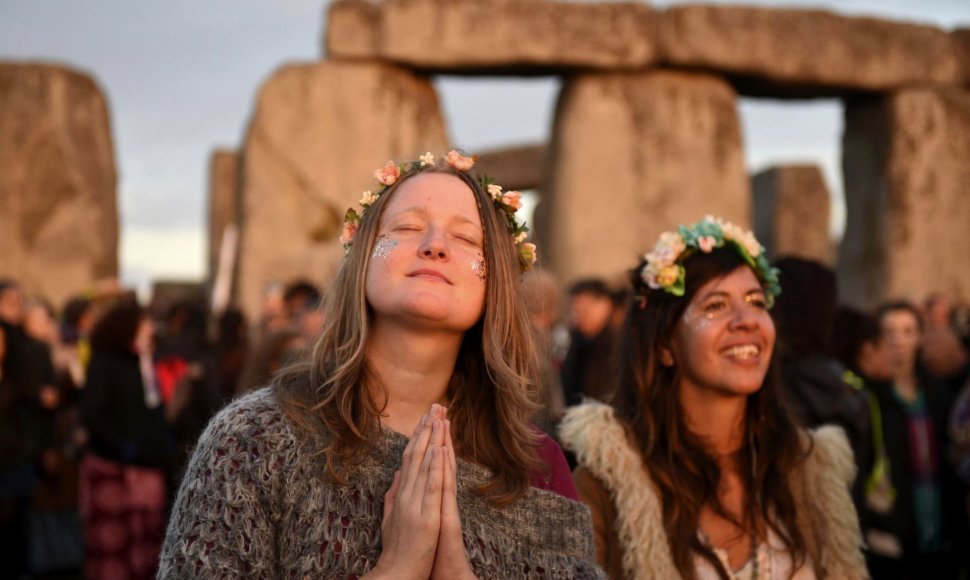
[420,413,428,425]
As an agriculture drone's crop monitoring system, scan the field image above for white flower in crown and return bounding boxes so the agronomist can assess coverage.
[359,190,378,207]
[514,232,528,244]
[487,183,503,200]
[419,152,436,167]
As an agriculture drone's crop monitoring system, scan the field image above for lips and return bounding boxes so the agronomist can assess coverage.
[720,344,761,360]
[408,269,452,284]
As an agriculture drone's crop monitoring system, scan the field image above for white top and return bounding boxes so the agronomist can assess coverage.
[695,526,816,580]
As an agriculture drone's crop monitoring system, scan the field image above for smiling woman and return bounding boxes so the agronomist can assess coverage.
[157,152,603,579]
[559,217,867,580]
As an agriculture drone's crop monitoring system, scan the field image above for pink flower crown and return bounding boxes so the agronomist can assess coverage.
[340,150,537,272]
[637,216,781,308]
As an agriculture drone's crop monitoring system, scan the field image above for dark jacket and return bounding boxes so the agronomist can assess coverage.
[781,353,872,510]
[866,374,969,566]
[80,350,175,469]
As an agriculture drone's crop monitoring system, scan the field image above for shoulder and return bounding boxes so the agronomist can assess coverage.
[800,425,856,487]
[193,387,300,474]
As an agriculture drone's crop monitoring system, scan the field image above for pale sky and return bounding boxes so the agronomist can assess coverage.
[1,0,967,297]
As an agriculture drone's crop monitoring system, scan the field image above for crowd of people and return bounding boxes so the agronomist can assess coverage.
[1,151,969,578]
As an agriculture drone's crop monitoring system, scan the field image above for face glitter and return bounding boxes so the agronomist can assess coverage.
[471,254,486,282]
[372,234,398,259]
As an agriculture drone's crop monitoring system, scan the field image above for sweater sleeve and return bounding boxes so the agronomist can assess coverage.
[158,392,285,579]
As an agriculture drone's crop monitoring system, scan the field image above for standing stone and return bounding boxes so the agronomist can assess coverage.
[326,0,658,73]
[208,149,239,283]
[841,89,970,308]
[540,70,749,285]
[474,144,546,192]
[237,61,449,318]
[752,165,832,265]
[0,63,118,308]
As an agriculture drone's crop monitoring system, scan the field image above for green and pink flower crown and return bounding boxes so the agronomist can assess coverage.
[340,150,537,271]
[638,216,781,307]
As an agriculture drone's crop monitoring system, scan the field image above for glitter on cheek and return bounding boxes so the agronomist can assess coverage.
[682,303,715,328]
[372,234,398,259]
[470,254,487,282]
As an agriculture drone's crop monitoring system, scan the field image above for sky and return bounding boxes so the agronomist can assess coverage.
[1,0,968,298]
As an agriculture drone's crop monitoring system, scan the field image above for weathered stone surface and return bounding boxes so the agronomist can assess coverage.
[474,144,546,192]
[326,0,658,73]
[752,165,832,265]
[237,60,449,317]
[840,89,970,308]
[659,6,962,96]
[208,149,239,282]
[955,28,970,86]
[540,70,749,285]
[0,63,118,308]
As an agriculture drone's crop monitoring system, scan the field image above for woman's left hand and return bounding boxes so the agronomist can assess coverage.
[430,416,477,580]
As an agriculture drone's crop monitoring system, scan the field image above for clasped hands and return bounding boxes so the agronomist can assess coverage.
[368,404,476,580]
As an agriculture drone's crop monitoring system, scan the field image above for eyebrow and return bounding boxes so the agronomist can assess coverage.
[389,206,482,229]
[701,288,765,300]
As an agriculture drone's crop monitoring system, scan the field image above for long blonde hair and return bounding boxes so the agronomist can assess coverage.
[274,166,543,503]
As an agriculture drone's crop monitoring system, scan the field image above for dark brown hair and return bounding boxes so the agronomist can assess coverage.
[613,247,808,580]
[274,165,543,504]
[89,299,144,355]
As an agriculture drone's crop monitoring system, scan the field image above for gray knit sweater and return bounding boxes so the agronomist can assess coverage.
[158,388,603,579]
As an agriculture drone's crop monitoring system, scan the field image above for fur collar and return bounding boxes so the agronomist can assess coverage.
[559,401,867,580]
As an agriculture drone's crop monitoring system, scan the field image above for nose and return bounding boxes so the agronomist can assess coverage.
[419,227,449,260]
[728,300,761,330]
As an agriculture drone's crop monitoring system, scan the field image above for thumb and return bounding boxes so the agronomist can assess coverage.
[383,470,401,523]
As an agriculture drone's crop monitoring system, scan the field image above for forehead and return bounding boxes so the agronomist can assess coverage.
[381,173,481,225]
[882,309,920,328]
[692,266,762,298]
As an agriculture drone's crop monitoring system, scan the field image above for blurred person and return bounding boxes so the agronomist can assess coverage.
[773,257,871,510]
[158,151,601,578]
[561,278,618,406]
[522,269,566,435]
[282,279,322,320]
[58,295,95,389]
[561,217,866,579]
[0,321,39,578]
[212,307,248,404]
[0,279,27,386]
[922,294,970,391]
[864,301,969,578]
[80,300,176,580]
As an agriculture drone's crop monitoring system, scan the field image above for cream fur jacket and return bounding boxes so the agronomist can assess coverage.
[559,401,868,580]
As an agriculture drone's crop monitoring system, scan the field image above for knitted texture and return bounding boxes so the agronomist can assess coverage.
[158,388,603,579]
[559,401,868,580]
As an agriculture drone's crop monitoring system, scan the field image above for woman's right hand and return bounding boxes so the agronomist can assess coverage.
[368,405,447,580]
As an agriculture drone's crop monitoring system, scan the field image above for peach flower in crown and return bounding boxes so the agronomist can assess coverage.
[339,150,537,271]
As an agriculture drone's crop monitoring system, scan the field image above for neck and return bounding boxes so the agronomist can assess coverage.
[680,386,748,459]
[366,320,464,436]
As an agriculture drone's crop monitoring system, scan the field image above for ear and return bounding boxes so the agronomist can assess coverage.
[659,347,674,367]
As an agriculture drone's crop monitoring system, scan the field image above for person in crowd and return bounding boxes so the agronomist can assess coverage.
[158,151,602,578]
[921,294,970,391]
[212,306,248,404]
[772,257,871,509]
[282,279,322,321]
[561,217,867,579]
[79,300,176,580]
[521,269,567,436]
[0,318,40,578]
[561,278,619,406]
[863,301,969,578]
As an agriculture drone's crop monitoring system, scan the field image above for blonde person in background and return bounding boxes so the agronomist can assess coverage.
[158,151,603,579]
[561,217,866,579]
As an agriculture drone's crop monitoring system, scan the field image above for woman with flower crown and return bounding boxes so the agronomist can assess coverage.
[559,217,867,580]
[157,151,603,579]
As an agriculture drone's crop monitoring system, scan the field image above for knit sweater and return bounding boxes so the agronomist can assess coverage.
[158,388,603,579]
[559,402,868,580]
